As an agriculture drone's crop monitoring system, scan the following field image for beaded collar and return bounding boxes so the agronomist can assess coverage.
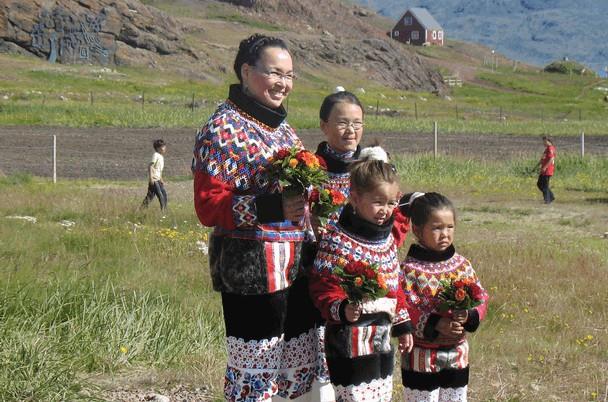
[315,142,361,174]
[337,204,394,242]
[228,84,287,129]
[407,243,456,263]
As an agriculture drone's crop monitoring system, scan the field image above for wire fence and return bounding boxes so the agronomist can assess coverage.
[0,126,605,182]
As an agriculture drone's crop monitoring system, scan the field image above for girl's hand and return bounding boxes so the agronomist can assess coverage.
[398,333,414,354]
[344,302,362,323]
[282,193,306,222]
[452,310,468,324]
[436,317,464,337]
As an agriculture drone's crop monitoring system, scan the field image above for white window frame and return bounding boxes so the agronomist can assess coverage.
[438,31,443,40]
[404,16,413,25]
[411,31,419,40]
[394,30,399,37]
[432,31,437,40]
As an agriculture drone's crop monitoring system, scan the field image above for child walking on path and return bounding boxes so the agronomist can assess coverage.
[141,139,167,211]
[399,192,488,402]
[310,147,414,401]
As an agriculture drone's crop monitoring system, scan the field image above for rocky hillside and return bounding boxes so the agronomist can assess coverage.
[0,0,196,66]
[0,0,446,93]
[217,0,446,92]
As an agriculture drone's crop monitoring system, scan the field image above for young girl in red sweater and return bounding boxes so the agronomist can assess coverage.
[310,147,413,401]
[399,192,488,402]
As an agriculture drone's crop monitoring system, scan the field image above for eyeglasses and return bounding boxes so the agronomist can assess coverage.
[335,121,364,131]
[253,66,297,82]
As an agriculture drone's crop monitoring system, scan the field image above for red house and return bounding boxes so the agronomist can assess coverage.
[389,8,444,46]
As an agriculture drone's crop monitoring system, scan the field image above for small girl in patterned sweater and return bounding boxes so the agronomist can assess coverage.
[399,192,488,402]
[310,146,413,402]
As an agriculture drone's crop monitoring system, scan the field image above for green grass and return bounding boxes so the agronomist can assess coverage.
[1,154,607,400]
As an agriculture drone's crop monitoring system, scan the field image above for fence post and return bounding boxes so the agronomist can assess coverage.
[141,92,145,111]
[579,109,582,121]
[376,99,379,116]
[499,107,503,121]
[581,131,585,158]
[415,102,418,120]
[433,121,438,159]
[90,91,93,106]
[53,135,57,184]
[455,105,459,120]
[191,93,195,113]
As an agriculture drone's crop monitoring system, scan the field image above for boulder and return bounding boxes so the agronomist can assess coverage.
[0,0,195,65]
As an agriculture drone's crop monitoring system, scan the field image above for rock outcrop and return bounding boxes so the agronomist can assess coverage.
[0,0,195,66]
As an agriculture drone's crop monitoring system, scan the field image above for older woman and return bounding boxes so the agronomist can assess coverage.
[193,34,319,401]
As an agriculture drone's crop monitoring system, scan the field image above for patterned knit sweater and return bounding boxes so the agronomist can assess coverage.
[310,205,412,339]
[401,244,488,348]
[193,85,305,295]
[193,84,304,242]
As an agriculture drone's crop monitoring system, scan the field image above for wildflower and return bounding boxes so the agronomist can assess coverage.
[120,346,128,354]
[289,158,298,168]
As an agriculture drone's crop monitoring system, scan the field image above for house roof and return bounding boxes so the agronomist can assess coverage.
[400,7,443,30]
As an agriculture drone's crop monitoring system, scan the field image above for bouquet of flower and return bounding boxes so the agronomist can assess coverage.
[267,148,328,195]
[333,260,388,303]
[309,187,347,226]
[436,278,484,313]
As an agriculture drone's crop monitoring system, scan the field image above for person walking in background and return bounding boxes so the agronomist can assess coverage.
[399,192,488,402]
[141,139,167,211]
[192,34,320,401]
[536,136,556,204]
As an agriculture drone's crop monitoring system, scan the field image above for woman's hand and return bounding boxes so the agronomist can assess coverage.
[344,302,362,323]
[398,333,414,354]
[452,310,468,324]
[282,193,306,222]
[436,317,464,337]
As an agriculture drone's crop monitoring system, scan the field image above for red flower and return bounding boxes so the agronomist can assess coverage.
[354,277,363,287]
[316,155,327,169]
[468,282,484,301]
[455,288,467,301]
[363,268,375,280]
[453,280,466,288]
[276,149,290,159]
[310,188,320,203]
[344,261,366,275]
[330,189,346,205]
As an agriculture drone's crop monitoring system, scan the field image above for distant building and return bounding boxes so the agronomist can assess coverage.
[389,8,444,46]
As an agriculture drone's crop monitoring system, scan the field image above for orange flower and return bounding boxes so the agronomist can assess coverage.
[455,288,466,301]
[377,274,387,290]
[354,277,363,287]
[296,150,320,168]
[289,158,298,168]
[330,189,346,205]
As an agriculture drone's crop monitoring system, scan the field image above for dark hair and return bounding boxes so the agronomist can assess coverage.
[542,135,554,145]
[319,91,364,121]
[153,139,166,151]
[400,192,456,227]
[349,150,397,193]
[233,34,289,83]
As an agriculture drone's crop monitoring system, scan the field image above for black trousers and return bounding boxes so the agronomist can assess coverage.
[142,181,167,210]
[537,175,554,203]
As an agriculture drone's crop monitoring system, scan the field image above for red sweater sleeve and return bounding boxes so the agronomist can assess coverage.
[309,271,348,323]
[193,170,236,230]
[392,208,411,248]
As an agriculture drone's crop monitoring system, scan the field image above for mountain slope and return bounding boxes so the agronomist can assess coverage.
[352,0,608,74]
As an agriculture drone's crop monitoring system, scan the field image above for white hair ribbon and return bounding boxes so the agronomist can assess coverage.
[399,191,425,207]
[359,146,389,163]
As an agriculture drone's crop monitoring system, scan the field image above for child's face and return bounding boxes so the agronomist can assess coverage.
[158,145,167,155]
[350,181,400,226]
[320,102,363,153]
[414,208,455,252]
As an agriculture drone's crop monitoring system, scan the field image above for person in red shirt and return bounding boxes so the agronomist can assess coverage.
[536,136,556,204]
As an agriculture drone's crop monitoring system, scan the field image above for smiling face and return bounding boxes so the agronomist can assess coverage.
[350,181,400,226]
[320,101,364,153]
[241,47,293,109]
[414,207,455,252]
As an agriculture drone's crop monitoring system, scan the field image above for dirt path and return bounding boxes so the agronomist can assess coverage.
[0,126,606,180]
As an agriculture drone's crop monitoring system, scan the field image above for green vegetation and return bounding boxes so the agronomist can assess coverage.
[544,60,595,76]
[1,155,606,401]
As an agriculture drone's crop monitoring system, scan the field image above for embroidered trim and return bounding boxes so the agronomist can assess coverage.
[330,300,343,322]
[334,375,393,402]
[232,195,257,227]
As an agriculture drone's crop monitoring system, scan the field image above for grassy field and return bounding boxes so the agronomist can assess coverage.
[1,155,606,401]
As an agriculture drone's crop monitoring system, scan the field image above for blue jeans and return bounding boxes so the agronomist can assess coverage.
[142,181,167,210]
[537,175,554,203]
